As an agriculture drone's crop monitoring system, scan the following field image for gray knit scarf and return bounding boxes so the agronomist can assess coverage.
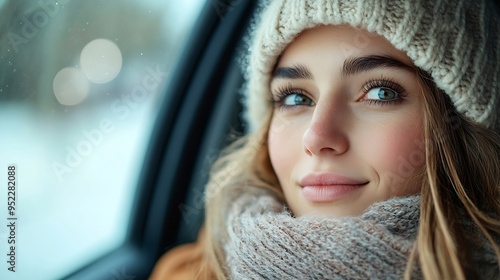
[222,191,499,279]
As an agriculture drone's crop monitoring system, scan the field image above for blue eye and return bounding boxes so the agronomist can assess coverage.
[365,87,398,101]
[283,93,314,106]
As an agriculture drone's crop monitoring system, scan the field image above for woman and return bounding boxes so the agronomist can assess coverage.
[151,0,500,279]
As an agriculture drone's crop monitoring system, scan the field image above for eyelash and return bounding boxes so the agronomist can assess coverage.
[272,84,310,110]
[272,78,407,109]
[360,78,407,106]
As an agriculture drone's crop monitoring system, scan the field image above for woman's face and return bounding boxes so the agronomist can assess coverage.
[268,25,425,217]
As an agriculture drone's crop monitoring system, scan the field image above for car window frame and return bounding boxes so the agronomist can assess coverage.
[64,1,255,279]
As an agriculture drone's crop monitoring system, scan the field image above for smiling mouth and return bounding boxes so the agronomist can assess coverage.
[299,172,369,203]
[301,183,368,203]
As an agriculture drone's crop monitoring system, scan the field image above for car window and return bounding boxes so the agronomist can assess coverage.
[0,1,204,279]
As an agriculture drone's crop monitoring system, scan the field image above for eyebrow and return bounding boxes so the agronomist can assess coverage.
[342,55,415,76]
[272,64,313,79]
[272,55,415,80]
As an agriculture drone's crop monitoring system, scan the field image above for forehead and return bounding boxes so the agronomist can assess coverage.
[276,25,413,67]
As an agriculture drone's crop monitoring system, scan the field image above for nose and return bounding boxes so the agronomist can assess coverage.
[302,106,349,156]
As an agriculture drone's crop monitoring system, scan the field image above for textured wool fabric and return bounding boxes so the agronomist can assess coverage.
[223,191,499,279]
[224,194,421,279]
[241,0,500,132]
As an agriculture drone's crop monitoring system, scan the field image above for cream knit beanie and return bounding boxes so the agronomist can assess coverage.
[242,0,500,133]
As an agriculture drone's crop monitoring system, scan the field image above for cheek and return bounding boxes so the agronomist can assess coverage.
[268,117,302,183]
[368,119,425,187]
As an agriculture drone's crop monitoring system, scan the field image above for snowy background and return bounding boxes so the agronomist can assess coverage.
[0,0,205,279]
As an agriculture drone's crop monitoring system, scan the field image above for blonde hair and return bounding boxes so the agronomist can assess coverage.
[200,114,281,279]
[405,70,500,279]
[200,70,500,279]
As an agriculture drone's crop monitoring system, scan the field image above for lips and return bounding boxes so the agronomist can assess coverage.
[299,172,368,202]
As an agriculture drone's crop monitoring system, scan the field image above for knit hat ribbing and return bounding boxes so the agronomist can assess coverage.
[242,0,500,133]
